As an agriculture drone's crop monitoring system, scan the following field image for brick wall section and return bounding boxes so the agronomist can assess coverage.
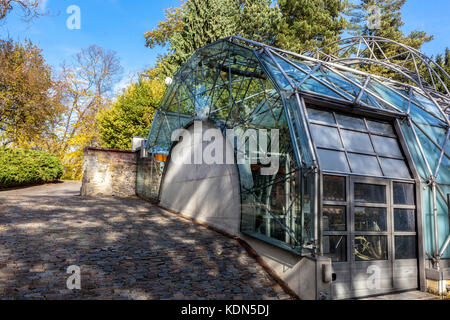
[81,147,137,197]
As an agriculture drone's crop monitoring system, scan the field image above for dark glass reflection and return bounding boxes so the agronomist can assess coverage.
[394,209,416,232]
[323,236,347,262]
[323,206,346,231]
[393,183,415,205]
[323,175,346,201]
[355,207,387,232]
[395,236,417,259]
[354,183,386,203]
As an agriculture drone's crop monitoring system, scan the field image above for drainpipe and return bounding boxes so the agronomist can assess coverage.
[439,194,450,258]
[432,182,440,270]
[314,167,320,256]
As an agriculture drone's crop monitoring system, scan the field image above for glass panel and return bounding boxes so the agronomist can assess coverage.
[354,207,387,232]
[380,158,412,179]
[368,80,410,112]
[323,206,346,231]
[393,183,415,205]
[395,236,417,259]
[394,209,416,232]
[341,130,374,153]
[348,153,383,176]
[354,236,388,261]
[317,149,350,172]
[354,183,386,203]
[310,124,342,149]
[336,114,366,131]
[307,108,335,124]
[367,120,395,136]
[323,236,347,262]
[323,175,346,201]
[371,136,403,158]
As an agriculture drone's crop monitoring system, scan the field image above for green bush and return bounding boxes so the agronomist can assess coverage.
[0,148,63,189]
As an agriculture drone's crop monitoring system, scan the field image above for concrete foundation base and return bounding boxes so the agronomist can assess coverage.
[426,266,450,296]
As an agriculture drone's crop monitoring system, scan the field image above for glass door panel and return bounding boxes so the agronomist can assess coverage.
[354,207,387,232]
[354,235,388,261]
[350,178,393,297]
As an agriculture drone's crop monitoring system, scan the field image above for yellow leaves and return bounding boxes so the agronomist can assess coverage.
[144,6,185,49]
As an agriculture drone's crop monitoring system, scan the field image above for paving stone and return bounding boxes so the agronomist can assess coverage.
[0,182,291,300]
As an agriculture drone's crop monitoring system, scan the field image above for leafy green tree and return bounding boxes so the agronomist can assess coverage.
[276,0,348,52]
[97,78,165,150]
[431,48,450,94]
[144,0,282,78]
[348,0,432,49]
[346,0,433,82]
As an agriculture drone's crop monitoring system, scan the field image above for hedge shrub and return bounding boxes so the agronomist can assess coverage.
[0,148,63,189]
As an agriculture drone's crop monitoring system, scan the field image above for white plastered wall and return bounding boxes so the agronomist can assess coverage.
[159,121,241,236]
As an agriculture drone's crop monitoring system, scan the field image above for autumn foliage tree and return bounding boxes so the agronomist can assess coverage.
[0,0,44,22]
[0,38,64,147]
[55,45,123,179]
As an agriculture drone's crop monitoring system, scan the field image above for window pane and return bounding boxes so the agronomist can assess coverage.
[355,236,388,261]
[354,183,386,203]
[317,149,350,172]
[372,135,403,158]
[348,153,382,176]
[341,130,374,153]
[323,206,346,231]
[394,209,416,232]
[393,183,415,205]
[367,120,395,136]
[310,124,342,149]
[323,236,347,262]
[323,175,346,201]
[380,158,411,179]
[355,207,387,232]
[307,108,335,124]
[336,114,366,131]
[395,236,417,259]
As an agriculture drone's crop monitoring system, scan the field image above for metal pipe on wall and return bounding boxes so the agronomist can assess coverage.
[432,182,440,270]
[439,194,450,257]
[314,168,320,256]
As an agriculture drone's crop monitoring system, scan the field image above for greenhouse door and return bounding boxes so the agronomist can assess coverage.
[323,176,419,299]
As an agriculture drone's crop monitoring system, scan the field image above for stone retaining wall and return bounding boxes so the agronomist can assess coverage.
[81,147,137,197]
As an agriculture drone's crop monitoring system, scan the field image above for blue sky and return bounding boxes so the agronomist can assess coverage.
[1,0,449,93]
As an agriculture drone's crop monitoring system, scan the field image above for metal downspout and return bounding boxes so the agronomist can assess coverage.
[439,194,450,258]
[432,182,440,270]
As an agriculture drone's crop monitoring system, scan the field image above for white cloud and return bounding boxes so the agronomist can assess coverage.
[113,73,138,97]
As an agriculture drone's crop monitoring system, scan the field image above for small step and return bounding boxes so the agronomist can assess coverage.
[361,290,437,300]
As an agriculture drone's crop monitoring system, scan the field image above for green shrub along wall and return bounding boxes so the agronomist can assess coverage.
[0,148,63,189]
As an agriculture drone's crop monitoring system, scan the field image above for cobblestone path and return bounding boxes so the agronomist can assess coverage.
[0,182,290,300]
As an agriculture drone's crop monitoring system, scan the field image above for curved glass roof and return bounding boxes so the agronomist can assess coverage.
[146,36,450,258]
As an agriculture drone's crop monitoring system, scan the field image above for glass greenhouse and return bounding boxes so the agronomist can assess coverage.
[137,36,450,299]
